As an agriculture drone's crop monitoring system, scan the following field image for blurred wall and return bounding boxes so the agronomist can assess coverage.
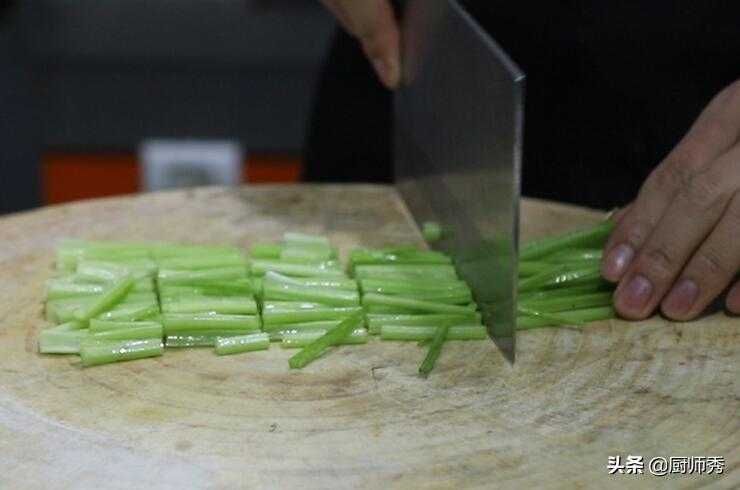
[0,0,334,213]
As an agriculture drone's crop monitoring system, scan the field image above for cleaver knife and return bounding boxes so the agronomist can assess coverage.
[394,0,525,362]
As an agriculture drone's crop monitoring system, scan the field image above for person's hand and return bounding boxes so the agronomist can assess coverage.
[602,80,740,320]
[320,0,401,89]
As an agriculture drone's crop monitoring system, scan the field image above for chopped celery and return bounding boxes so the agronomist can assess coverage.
[263,271,358,291]
[419,325,449,375]
[161,296,258,315]
[349,248,451,266]
[250,259,344,278]
[161,313,261,334]
[157,254,247,270]
[261,320,342,333]
[516,306,616,330]
[262,303,363,325]
[214,333,270,355]
[96,302,160,322]
[288,310,365,368]
[281,328,368,348]
[422,221,443,243]
[250,243,283,259]
[262,278,359,306]
[354,264,458,281]
[74,276,135,323]
[38,322,88,354]
[89,319,162,333]
[157,266,248,285]
[519,291,613,312]
[90,324,163,341]
[80,338,163,367]
[362,293,475,315]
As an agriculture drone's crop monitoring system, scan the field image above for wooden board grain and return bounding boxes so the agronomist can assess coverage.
[0,185,738,490]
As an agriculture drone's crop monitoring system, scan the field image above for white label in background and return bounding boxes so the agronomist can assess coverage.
[139,139,244,191]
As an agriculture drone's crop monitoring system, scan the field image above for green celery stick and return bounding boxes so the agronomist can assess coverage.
[516,306,616,330]
[349,248,451,266]
[38,322,88,354]
[80,338,163,367]
[250,243,283,259]
[215,332,270,355]
[96,302,160,322]
[262,279,359,306]
[161,313,261,334]
[89,319,162,333]
[520,221,614,261]
[264,271,358,291]
[157,254,247,270]
[76,259,157,282]
[362,293,475,315]
[250,259,344,278]
[366,313,482,334]
[46,280,106,299]
[354,264,458,281]
[280,246,336,263]
[288,310,365,368]
[518,261,556,278]
[262,303,363,325]
[359,277,469,293]
[519,291,613,312]
[542,248,603,263]
[380,325,487,341]
[517,281,612,301]
[281,328,368,348]
[157,266,248,285]
[517,306,586,326]
[161,296,258,315]
[74,276,135,323]
[419,325,449,375]
[158,278,254,297]
[518,264,602,293]
[261,320,342,333]
[165,331,251,347]
[90,324,163,341]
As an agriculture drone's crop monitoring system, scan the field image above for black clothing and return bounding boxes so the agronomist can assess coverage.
[304,2,740,209]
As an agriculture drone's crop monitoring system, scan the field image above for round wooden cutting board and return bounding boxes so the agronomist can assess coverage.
[0,185,738,489]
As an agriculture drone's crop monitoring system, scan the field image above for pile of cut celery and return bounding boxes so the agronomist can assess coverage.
[39,222,618,374]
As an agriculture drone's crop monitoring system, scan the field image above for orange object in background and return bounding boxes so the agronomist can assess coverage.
[42,152,303,205]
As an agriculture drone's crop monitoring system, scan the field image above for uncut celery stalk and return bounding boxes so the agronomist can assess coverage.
[380,324,486,341]
[419,325,449,375]
[38,322,88,354]
[215,332,270,355]
[362,293,475,315]
[250,259,344,278]
[542,248,603,263]
[520,220,614,261]
[74,276,135,323]
[262,303,363,325]
[519,291,613,313]
[517,281,612,301]
[288,310,365,368]
[161,313,261,334]
[262,279,359,306]
[157,266,248,285]
[281,328,368,348]
[80,338,163,367]
[517,306,586,326]
[518,264,603,293]
[516,306,615,330]
[161,296,258,315]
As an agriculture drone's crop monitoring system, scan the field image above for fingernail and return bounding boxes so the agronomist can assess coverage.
[663,279,699,317]
[603,244,635,280]
[620,275,653,312]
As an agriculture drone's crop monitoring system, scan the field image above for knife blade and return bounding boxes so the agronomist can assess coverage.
[394,0,525,362]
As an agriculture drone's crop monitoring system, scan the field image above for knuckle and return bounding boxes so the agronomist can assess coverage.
[680,173,724,210]
[639,245,677,280]
[692,248,730,278]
